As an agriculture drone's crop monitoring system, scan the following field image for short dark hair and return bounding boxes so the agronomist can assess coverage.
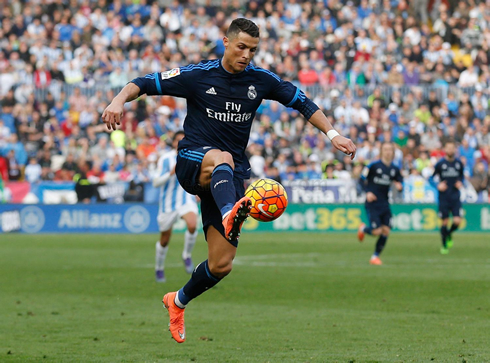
[226,18,259,39]
[381,141,394,149]
[380,141,394,156]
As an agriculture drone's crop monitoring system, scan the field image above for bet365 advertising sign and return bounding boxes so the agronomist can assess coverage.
[240,204,490,232]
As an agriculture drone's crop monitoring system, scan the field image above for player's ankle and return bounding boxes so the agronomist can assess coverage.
[174,290,187,309]
[222,208,232,220]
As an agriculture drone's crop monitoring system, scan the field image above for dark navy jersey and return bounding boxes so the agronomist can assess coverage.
[431,158,464,200]
[130,59,319,179]
[361,160,403,205]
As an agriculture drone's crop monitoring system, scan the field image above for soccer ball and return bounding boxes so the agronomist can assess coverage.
[245,178,288,222]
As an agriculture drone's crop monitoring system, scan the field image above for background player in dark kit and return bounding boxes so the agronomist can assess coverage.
[358,142,403,265]
[430,141,464,254]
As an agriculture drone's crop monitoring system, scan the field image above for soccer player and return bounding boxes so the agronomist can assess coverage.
[153,131,198,282]
[357,142,403,265]
[430,141,464,254]
[102,18,356,343]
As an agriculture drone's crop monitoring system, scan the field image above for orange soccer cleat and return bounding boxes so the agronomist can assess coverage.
[162,292,186,343]
[358,223,366,242]
[222,196,252,242]
[369,256,382,265]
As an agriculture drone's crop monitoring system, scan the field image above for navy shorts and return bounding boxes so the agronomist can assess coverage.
[365,204,392,229]
[438,199,462,219]
[176,146,245,247]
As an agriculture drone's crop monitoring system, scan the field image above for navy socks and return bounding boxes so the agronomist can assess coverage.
[374,235,388,256]
[211,163,235,217]
[449,223,459,234]
[176,260,221,307]
[440,225,448,247]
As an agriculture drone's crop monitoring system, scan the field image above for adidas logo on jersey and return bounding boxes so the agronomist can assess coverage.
[206,87,217,95]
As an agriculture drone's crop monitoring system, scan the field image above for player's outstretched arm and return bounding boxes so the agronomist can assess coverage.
[102,83,141,131]
[308,110,357,160]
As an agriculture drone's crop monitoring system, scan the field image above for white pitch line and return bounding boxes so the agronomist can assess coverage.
[236,252,323,260]
[132,255,490,270]
[233,252,328,267]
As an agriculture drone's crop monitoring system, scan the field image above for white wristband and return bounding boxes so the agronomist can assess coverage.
[327,130,340,141]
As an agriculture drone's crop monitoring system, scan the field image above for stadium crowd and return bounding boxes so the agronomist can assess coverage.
[0,0,489,198]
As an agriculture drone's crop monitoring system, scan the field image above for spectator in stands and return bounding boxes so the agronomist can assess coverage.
[297,61,319,86]
[108,66,129,90]
[3,134,27,167]
[471,161,488,193]
[458,65,479,87]
[459,138,476,171]
[403,62,420,86]
[346,62,366,87]
[6,150,21,181]
[104,163,120,184]
[24,157,42,183]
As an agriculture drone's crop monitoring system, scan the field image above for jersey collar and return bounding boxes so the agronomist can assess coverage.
[219,58,250,76]
[220,58,234,74]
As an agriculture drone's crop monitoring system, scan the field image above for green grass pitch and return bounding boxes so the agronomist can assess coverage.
[1,232,489,362]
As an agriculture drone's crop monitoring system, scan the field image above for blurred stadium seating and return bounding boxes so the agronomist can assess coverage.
[0,0,489,204]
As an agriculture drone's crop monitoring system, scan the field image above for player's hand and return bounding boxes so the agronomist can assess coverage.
[455,181,463,189]
[102,101,124,131]
[437,181,447,192]
[366,192,377,202]
[394,181,403,192]
[332,135,357,160]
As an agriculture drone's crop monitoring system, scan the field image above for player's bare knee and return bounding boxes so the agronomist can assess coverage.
[371,228,382,236]
[208,260,233,278]
[452,217,461,226]
[382,226,391,236]
[160,231,171,246]
[216,151,235,169]
[187,224,197,234]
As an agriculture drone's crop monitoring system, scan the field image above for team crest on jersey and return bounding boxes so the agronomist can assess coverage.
[161,68,180,80]
[376,168,382,174]
[247,85,257,100]
[390,169,395,177]
[442,164,448,169]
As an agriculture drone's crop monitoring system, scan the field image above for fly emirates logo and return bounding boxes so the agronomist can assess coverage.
[206,102,252,123]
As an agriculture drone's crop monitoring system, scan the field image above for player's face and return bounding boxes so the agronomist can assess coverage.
[223,32,259,73]
[445,143,456,158]
[381,143,394,162]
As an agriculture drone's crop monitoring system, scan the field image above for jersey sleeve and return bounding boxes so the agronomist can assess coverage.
[360,163,372,192]
[264,72,320,120]
[360,164,370,181]
[457,160,464,182]
[394,167,403,183]
[432,161,441,179]
[429,161,440,188]
[152,154,171,188]
[130,67,192,98]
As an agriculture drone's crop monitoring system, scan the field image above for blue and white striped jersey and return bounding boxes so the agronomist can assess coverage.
[154,150,197,214]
